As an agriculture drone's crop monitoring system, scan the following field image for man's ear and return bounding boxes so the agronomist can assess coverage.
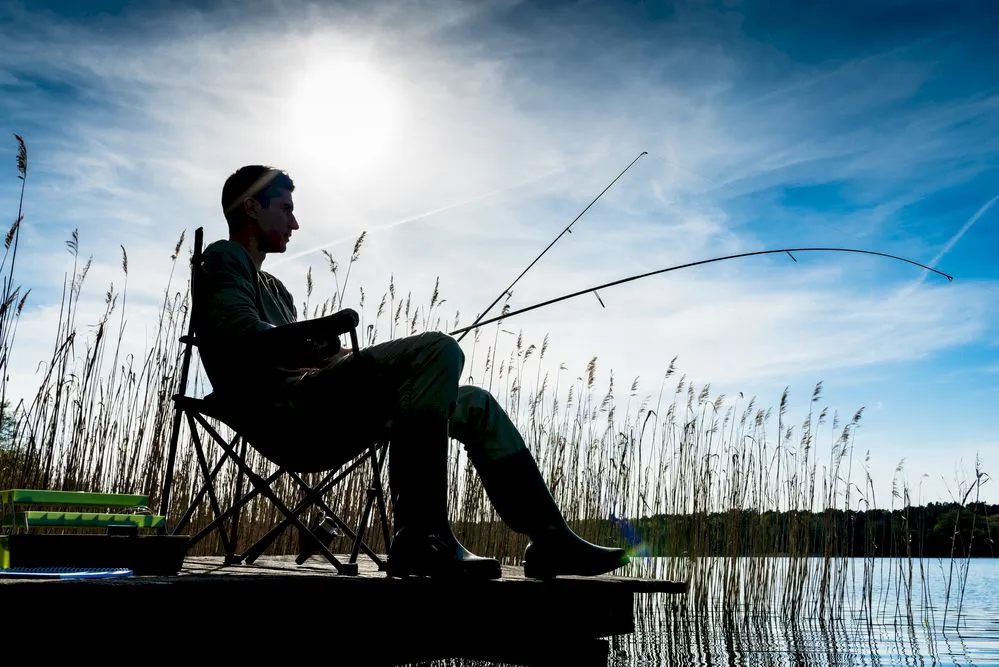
[243,197,261,221]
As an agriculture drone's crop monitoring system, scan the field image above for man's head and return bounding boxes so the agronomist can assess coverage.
[221,165,298,254]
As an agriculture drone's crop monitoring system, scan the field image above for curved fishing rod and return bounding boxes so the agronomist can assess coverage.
[448,247,953,337]
[455,150,649,343]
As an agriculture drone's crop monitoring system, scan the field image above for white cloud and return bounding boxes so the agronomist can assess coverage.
[2,0,997,504]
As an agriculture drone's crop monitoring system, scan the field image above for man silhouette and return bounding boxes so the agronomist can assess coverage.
[193,164,629,580]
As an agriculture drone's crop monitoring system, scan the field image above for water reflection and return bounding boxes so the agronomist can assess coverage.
[397,558,998,666]
[619,557,998,667]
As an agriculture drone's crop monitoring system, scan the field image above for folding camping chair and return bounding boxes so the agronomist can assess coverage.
[158,227,391,576]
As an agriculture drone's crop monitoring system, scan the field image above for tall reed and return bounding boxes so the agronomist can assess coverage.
[0,137,991,633]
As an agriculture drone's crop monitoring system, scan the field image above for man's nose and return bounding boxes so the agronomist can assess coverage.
[290,216,300,230]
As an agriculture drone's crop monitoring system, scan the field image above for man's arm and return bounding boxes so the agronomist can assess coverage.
[255,313,358,360]
[197,245,275,341]
[196,245,355,367]
[271,273,345,365]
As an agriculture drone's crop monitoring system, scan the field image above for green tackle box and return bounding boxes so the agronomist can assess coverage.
[1,488,189,575]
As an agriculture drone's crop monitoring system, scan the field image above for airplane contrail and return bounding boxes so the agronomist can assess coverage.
[270,155,606,268]
[906,192,999,292]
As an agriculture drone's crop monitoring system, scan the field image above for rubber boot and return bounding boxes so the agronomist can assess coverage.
[473,448,630,579]
[386,418,501,580]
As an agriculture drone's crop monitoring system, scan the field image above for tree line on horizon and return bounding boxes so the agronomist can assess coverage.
[626,501,997,558]
[457,501,997,560]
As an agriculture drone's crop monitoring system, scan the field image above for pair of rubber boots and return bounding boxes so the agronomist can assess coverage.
[385,420,629,580]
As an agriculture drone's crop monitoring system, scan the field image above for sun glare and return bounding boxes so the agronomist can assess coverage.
[289,59,397,174]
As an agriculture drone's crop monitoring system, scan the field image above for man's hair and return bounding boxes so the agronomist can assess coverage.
[221,165,295,231]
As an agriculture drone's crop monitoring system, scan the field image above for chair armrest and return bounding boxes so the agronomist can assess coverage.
[238,309,361,371]
[256,308,359,349]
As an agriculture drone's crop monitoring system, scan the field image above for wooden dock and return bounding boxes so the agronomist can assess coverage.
[2,554,685,665]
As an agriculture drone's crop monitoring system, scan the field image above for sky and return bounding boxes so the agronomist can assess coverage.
[0,0,997,506]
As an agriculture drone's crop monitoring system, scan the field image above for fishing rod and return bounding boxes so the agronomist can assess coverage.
[455,150,649,343]
[447,247,953,337]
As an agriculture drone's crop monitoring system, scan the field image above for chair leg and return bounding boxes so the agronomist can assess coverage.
[181,425,262,551]
[171,443,229,536]
[160,395,189,523]
[187,414,235,558]
[349,443,390,569]
[187,468,279,549]
[180,422,304,560]
[241,452,371,564]
[285,468,386,569]
[374,444,392,560]
[348,473,378,565]
[243,444,391,571]
[192,412,356,575]
[225,436,249,564]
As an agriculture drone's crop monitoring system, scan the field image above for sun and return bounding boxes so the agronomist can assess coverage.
[289,59,397,173]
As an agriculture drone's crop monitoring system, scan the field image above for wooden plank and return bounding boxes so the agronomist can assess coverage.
[1,555,638,662]
[177,556,688,593]
[0,555,685,663]
[0,553,687,594]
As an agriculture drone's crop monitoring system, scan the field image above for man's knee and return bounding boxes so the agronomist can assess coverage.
[419,331,465,375]
[454,385,496,426]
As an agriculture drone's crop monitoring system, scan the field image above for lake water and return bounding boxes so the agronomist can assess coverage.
[614,557,999,666]
[422,557,999,666]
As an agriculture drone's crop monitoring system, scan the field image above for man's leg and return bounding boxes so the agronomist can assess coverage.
[292,331,500,578]
[451,385,630,579]
[290,331,627,578]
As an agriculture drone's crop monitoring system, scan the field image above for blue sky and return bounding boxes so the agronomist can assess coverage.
[1,0,997,505]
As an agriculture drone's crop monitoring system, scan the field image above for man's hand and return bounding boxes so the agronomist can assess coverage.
[330,348,353,362]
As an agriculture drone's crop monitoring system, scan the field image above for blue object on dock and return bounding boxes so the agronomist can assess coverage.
[0,567,133,579]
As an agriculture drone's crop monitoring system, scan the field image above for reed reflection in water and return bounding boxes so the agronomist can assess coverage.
[617,556,999,666]
[402,557,997,666]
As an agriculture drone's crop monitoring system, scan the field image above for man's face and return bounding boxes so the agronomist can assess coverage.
[251,188,298,253]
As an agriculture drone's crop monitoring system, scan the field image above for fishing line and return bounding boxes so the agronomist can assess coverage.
[448,247,954,337]
[455,150,649,343]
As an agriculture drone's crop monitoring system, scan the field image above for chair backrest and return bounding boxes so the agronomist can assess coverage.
[175,226,205,402]
[159,226,204,518]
